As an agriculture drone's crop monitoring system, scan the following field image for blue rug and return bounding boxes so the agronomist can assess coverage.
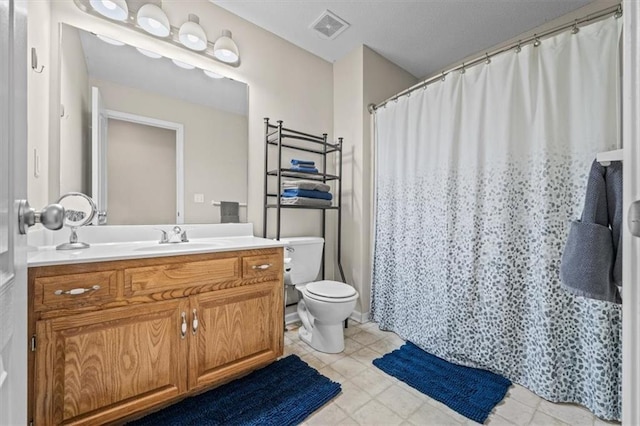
[373,342,511,424]
[129,355,341,426]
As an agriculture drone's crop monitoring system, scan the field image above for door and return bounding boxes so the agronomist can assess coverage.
[0,1,28,425]
[188,282,283,390]
[622,0,640,423]
[34,299,189,425]
[91,86,108,223]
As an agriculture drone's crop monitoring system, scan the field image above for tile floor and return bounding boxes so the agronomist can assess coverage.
[284,321,620,426]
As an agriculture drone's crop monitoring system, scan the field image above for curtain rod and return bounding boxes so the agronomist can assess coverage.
[369,3,622,113]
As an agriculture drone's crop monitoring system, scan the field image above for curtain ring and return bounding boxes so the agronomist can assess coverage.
[515,41,522,53]
[533,34,541,47]
[571,20,579,34]
[614,5,622,19]
[485,53,491,65]
[460,63,465,74]
[423,82,428,90]
[441,72,446,82]
[394,97,398,103]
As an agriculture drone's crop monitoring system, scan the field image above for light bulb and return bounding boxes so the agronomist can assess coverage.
[204,70,224,79]
[136,47,162,59]
[172,59,195,70]
[89,0,128,21]
[96,34,125,46]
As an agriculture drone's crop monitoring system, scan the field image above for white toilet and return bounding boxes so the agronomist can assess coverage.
[282,237,358,353]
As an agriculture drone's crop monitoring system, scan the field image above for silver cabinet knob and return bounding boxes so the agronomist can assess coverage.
[18,200,65,234]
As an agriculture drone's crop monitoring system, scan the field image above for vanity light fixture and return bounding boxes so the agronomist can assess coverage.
[203,69,224,79]
[179,14,207,51]
[96,34,126,46]
[74,0,241,67]
[213,30,239,63]
[89,0,128,21]
[137,3,170,37]
[136,47,163,58]
[172,59,195,70]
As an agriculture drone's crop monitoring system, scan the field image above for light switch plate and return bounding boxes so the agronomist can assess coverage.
[194,194,204,203]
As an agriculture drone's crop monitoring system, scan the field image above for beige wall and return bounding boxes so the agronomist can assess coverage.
[107,119,176,225]
[59,25,90,196]
[334,46,417,317]
[92,78,248,224]
[27,1,51,209]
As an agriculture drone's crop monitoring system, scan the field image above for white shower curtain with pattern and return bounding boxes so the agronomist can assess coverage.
[372,18,622,420]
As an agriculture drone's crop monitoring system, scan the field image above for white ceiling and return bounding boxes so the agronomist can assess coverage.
[212,0,594,78]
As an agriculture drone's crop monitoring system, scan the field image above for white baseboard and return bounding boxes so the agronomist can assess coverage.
[349,310,370,324]
[285,311,300,325]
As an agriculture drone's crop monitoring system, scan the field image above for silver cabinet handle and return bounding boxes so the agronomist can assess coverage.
[54,285,100,296]
[180,312,187,339]
[252,264,272,270]
[192,309,199,335]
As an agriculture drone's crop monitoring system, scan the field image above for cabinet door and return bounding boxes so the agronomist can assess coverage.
[34,299,189,425]
[188,280,283,390]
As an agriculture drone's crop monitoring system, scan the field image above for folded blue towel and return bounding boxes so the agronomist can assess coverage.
[282,188,333,200]
[290,165,318,173]
[291,159,315,166]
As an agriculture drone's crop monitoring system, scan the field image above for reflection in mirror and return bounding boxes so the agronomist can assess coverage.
[57,24,248,225]
[56,192,97,250]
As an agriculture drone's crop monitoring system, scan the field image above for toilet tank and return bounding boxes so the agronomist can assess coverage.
[280,237,324,285]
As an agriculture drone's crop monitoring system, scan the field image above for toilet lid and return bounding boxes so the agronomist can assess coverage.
[306,280,357,299]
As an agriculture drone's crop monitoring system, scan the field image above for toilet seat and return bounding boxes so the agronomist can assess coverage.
[302,280,358,303]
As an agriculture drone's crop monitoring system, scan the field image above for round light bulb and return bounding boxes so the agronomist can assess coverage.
[96,34,125,46]
[203,70,224,79]
[172,59,195,70]
[89,0,128,21]
[213,30,239,63]
[136,47,162,59]
[137,4,170,37]
[179,15,207,51]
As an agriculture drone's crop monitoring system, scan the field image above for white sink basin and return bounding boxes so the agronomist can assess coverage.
[133,241,230,252]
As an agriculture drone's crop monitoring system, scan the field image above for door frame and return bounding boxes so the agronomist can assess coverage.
[103,109,184,224]
[0,0,28,424]
[622,0,639,424]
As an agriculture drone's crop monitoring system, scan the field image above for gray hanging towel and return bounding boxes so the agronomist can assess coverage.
[560,160,621,304]
[220,201,240,223]
[605,161,623,285]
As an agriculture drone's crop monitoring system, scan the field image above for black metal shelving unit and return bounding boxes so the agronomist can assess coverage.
[263,118,346,284]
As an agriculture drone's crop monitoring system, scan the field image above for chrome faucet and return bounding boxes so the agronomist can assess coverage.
[157,226,189,243]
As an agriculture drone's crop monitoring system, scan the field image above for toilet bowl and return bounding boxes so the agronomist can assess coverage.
[296,280,358,353]
[281,237,359,354]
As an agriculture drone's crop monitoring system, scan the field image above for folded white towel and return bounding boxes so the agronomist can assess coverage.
[282,180,331,193]
[280,197,332,207]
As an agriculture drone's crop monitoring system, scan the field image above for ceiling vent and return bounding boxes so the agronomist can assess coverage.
[310,10,349,40]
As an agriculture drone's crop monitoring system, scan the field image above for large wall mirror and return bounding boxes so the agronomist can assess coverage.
[56,24,248,225]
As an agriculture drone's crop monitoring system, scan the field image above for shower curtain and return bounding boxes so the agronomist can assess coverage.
[372,18,622,420]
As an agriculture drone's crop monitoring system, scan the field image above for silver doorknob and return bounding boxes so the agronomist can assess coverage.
[18,200,65,234]
[629,200,640,237]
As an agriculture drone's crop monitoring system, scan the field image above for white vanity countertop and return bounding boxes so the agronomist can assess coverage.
[27,224,286,267]
[28,236,286,267]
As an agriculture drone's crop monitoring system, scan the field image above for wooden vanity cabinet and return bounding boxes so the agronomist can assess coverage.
[28,248,284,426]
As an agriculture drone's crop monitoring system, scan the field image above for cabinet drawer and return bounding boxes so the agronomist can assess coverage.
[242,253,282,279]
[126,257,240,296]
[34,270,118,312]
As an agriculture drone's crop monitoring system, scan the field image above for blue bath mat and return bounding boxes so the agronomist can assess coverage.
[373,342,511,424]
[129,355,341,426]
